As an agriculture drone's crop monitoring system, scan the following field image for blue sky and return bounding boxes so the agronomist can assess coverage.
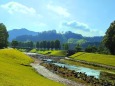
[0,0,115,36]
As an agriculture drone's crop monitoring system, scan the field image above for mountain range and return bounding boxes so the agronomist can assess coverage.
[8,28,103,49]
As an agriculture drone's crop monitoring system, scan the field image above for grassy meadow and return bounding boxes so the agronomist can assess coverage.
[70,52,115,66]
[49,50,66,57]
[0,49,64,86]
[30,49,66,57]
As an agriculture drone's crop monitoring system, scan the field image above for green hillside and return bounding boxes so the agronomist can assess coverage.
[0,49,64,86]
[70,52,115,66]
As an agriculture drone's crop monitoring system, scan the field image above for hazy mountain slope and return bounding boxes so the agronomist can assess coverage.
[8,28,38,41]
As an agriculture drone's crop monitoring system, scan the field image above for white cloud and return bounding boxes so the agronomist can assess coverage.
[47,4,70,17]
[61,20,104,36]
[90,29,105,36]
[62,21,90,32]
[1,1,37,15]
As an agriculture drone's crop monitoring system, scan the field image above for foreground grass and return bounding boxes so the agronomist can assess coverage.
[0,49,64,86]
[70,52,115,66]
[30,49,66,57]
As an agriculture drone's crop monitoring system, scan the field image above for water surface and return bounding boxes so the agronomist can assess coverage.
[53,63,100,78]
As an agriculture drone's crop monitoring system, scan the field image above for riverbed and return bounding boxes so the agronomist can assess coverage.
[31,58,85,86]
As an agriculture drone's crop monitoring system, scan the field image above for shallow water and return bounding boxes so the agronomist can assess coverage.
[53,63,100,78]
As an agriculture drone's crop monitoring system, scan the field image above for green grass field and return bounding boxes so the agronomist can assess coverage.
[0,49,64,86]
[49,50,66,57]
[70,52,115,66]
[30,49,66,57]
[30,49,37,53]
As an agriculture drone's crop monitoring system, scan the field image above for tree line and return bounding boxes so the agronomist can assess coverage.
[11,40,34,49]
[11,40,61,50]
[36,40,60,50]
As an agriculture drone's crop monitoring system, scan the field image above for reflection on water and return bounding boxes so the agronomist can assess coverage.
[53,63,100,78]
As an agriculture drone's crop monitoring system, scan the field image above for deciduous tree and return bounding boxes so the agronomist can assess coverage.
[36,41,40,49]
[11,40,18,48]
[103,21,115,55]
[54,40,60,50]
[0,23,9,48]
[75,44,82,52]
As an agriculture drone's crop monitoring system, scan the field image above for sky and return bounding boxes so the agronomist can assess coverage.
[0,0,115,36]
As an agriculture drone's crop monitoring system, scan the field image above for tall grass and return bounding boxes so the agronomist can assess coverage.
[0,49,64,86]
[70,52,115,66]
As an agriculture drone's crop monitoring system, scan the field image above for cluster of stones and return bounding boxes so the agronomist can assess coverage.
[42,63,115,86]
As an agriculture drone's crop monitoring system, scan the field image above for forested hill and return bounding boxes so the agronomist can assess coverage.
[8,28,103,44]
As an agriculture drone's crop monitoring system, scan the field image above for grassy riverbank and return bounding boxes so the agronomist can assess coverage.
[30,49,66,57]
[0,49,64,86]
[70,52,115,66]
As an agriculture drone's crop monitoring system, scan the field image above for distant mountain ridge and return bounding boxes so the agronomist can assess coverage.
[8,28,103,44]
[8,28,38,41]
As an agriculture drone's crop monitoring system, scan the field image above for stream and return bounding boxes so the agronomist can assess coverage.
[42,58,115,80]
[52,62,100,79]
[43,59,100,78]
